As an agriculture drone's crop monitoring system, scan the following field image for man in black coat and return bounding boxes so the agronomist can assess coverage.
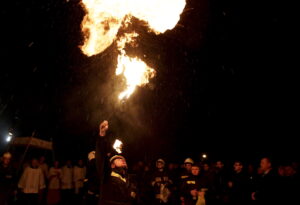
[85,151,99,205]
[213,160,228,205]
[96,120,136,205]
[227,161,251,205]
[179,158,194,203]
[252,157,278,205]
[180,163,207,205]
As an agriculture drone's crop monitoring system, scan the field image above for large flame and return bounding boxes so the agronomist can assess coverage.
[116,54,156,100]
[80,0,186,99]
[116,32,156,100]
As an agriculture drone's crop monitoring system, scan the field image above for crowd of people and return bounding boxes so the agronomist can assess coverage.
[1,152,299,205]
[0,121,299,205]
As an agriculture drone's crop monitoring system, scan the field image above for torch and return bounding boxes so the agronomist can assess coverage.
[113,139,123,154]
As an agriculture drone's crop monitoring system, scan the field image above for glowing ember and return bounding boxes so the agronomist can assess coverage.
[80,0,186,100]
[113,139,123,153]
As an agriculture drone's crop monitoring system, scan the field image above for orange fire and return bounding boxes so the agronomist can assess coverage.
[80,0,186,100]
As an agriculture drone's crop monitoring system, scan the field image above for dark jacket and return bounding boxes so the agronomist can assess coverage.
[0,163,15,190]
[278,175,300,205]
[254,169,279,204]
[179,170,191,181]
[0,163,16,205]
[101,169,132,205]
[180,175,206,205]
[228,171,251,205]
[86,158,100,195]
[214,168,228,195]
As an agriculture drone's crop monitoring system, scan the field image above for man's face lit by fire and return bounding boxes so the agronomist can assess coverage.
[260,158,271,172]
[191,166,200,176]
[112,158,127,169]
[156,162,164,169]
[234,162,243,173]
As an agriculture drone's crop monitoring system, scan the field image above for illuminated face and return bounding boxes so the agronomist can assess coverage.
[113,158,127,168]
[234,162,243,173]
[191,166,200,176]
[260,158,271,172]
[156,162,164,169]
[184,163,192,171]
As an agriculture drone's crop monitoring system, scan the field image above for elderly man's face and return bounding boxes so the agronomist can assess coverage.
[156,162,164,169]
[112,158,127,168]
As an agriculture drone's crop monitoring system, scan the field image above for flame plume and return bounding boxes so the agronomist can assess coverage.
[80,0,186,100]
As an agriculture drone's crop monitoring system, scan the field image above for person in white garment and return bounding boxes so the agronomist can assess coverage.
[18,158,46,205]
[73,159,86,204]
[61,160,74,205]
[47,161,62,205]
[38,156,49,182]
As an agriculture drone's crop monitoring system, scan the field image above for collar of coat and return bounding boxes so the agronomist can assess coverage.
[111,171,126,183]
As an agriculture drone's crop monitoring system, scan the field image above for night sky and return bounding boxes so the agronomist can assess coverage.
[0,0,298,163]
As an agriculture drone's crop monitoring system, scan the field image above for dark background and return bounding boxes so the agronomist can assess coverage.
[0,0,298,164]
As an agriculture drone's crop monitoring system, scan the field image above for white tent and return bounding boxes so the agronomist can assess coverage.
[12,137,53,150]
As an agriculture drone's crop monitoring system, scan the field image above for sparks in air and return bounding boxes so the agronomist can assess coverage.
[80,0,186,100]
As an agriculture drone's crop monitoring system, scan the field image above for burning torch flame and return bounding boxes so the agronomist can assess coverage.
[80,0,186,100]
[115,32,156,100]
[113,139,123,154]
[116,54,156,100]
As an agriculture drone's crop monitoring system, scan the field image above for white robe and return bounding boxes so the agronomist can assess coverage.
[73,166,86,194]
[48,167,62,190]
[39,163,49,180]
[18,167,46,194]
[61,166,73,190]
